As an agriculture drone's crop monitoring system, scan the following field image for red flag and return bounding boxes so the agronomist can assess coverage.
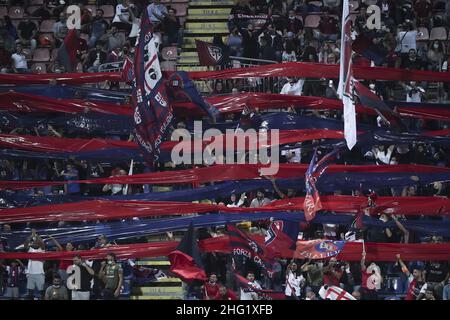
[294,239,345,260]
[168,223,207,282]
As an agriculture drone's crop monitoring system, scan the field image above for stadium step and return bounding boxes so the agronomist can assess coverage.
[177,0,231,66]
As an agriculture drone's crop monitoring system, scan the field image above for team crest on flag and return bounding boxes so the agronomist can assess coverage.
[294,239,345,259]
[207,45,223,63]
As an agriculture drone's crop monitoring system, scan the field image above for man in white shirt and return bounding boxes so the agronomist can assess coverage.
[240,272,262,300]
[147,0,168,25]
[25,230,46,300]
[281,146,301,163]
[372,145,395,165]
[11,43,29,73]
[402,81,425,103]
[285,261,305,299]
[249,190,271,208]
[280,77,304,96]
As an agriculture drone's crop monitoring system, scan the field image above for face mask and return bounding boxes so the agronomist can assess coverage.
[369,84,376,90]
[53,285,60,288]
[107,260,113,265]
[433,43,439,49]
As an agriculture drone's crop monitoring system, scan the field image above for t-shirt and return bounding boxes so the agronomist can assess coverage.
[204,282,220,299]
[240,280,261,300]
[27,247,45,274]
[112,4,130,23]
[323,267,343,287]
[104,263,123,290]
[11,53,28,69]
[280,80,304,95]
[45,285,68,300]
[18,21,37,40]
[63,168,80,194]
[147,3,168,24]
[405,276,427,300]
[425,262,449,283]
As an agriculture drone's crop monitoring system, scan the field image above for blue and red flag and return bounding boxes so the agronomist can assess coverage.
[304,148,340,221]
[227,224,275,278]
[294,239,345,260]
[352,33,387,66]
[264,219,300,258]
[132,8,173,166]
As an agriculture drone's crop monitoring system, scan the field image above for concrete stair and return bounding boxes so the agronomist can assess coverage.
[177,0,233,66]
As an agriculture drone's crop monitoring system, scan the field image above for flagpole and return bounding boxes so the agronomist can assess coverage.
[124,159,134,195]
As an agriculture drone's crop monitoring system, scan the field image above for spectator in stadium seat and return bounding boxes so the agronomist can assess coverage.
[44,273,69,300]
[4,16,18,43]
[214,285,238,300]
[322,257,343,288]
[88,8,110,48]
[427,41,445,71]
[49,236,75,282]
[422,287,436,300]
[280,77,304,95]
[238,19,270,59]
[104,26,126,52]
[401,81,425,103]
[261,23,283,61]
[31,2,52,20]
[70,255,95,300]
[11,43,30,73]
[24,229,46,300]
[53,12,69,48]
[284,10,303,36]
[285,260,305,300]
[147,0,168,25]
[0,19,16,54]
[281,40,297,62]
[162,7,182,47]
[112,0,132,32]
[84,41,107,72]
[240,272,262,300]
[5,259,25,300]
[202,273,220,300]
[128,3,141,46]
[102,168,128,195]
[17,12,38,55]
[99,252,123,299]
[227,26,243,57]
[249,189,271,207]
[300,259,324,294]
[424,261,449,300]
[56,162,80,195]
[316,11,339,42]
[259,37,278,61]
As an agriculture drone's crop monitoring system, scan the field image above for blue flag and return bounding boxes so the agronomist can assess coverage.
[132,9,173,166]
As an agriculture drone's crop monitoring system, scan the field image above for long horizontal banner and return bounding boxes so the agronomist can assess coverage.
[3,89,450,122]
[188,62,450,82]
[1,237,450,261]
[1,62,450,85]
[2,162,450,191]
[1,196,448,223]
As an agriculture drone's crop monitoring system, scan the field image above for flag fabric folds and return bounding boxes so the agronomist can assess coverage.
[338,0,357,150]
[303,148,340,221]
[264,219,300,258]
[132,8,173,166]
[168,223,207,282]
[195,40,230,66]
[319,285,356,300]
[294,239,345,259]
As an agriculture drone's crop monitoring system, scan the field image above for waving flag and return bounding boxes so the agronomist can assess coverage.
[338,0,357,150]
[264,219,300,258]
[319,285,356,300]
[168,223,207,282]
[353,80,406,131]
[227,224,275,278]
[352,33,386,66]
[196,40,229,66]
[167,71,221,121]
[294,239,345,259]
[121,56,134,84]
[303,148,340,221]
[132,8,173,166]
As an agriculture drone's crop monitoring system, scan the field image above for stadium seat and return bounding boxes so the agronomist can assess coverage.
[172,3,187,17]
[26,6,40,15]
[309,1,323,8]
[8,6,24,19]
[0,6,7,17]
[85,5,97,15]
[417,27,430,41]
[40,20,56,33]
[429,27,447,41]
[31,63,48,73]
[32,48,50,62]
[161,46,178,60]
[304,15,321,28]
[100,5,115,19]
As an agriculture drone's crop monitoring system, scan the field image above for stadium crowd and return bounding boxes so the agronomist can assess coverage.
[0,0,449,301]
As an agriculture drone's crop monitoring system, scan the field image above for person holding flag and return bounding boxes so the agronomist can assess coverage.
[284,260,305,300]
